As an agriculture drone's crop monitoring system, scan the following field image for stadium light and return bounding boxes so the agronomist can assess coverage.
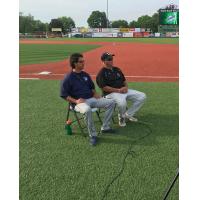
[106,0,109,28]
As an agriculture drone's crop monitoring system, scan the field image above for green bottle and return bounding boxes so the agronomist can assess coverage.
[65,120,72,135]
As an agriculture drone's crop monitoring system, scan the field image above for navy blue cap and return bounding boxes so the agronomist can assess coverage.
[101,52,115,61]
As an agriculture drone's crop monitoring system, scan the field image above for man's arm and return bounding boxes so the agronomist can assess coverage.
[66,96,85,104]
[120,81,128,93]
[92,89,101,99]
[123,81,128,88]
[102,86,121,93]
[102,81,128,94]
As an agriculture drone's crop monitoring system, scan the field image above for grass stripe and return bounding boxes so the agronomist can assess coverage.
[19,44,100,65]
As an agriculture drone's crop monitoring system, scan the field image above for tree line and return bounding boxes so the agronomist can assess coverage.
[87,11,159,32]
[19,12,75,34]
[19,10,159,34]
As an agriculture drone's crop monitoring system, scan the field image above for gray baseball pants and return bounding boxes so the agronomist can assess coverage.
[106,89,146,119]
[74,97,115,137]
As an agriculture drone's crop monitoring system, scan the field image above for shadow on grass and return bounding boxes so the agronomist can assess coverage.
[98,113,178,146]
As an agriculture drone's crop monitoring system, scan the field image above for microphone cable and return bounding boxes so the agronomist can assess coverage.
[101,120,153,200]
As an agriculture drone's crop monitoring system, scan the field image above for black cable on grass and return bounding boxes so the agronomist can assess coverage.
[162,168,179,200]
[101,120,153,200]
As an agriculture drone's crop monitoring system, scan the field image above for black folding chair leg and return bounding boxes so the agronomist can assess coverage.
[66,104,70,121]
[73,111,87,137]
[96,111,103,124]
[112,117,115,124]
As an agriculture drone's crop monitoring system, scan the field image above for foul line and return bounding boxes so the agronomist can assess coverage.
[92,75,178,79]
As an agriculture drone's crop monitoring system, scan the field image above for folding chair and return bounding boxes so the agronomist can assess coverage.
[66,102,102,136]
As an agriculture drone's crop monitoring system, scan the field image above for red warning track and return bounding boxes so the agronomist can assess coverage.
[20,40,179,82]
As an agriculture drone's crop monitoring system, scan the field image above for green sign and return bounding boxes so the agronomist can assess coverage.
[159,10,179,25]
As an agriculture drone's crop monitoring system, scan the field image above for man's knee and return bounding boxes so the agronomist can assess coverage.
[75,104,91,114]
[131,91,147,102]
[116,100,127,108]
[139,92,147,102]
[84,106,92,113]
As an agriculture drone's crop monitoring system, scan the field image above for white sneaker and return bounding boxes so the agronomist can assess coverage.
[118,114,126,127]
[125,113,138,122]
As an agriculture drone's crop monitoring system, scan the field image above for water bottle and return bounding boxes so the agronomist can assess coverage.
[65,120,72,135]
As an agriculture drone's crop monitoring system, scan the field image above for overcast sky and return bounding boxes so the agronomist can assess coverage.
[19,0,179,27]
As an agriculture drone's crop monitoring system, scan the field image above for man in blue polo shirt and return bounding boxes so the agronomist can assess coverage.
[60,53,115,146]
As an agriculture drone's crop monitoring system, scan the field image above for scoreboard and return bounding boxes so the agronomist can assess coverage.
[159,9,179,25]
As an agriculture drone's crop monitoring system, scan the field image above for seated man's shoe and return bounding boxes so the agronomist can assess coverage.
[125,113,138,122]
[90,136,98,146]
[101,128,116,134]
[118,114,126,127]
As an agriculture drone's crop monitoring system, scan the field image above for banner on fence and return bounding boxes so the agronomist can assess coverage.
[51,28,62,32]
[123,32,133,37]
[133,32,143,37]
[119,28,130,32]
[129,28,135,32]
[79,28,88,33]
[134,28,141,32]
[92,32,113,37]
[143,32,150,37]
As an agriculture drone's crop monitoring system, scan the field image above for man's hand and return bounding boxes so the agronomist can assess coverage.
[75,98,85,104]
[120,87,128,93]
[93,93,101,99]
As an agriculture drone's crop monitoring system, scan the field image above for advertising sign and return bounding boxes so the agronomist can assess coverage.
[119,28,130,32]
[159,9,179,25]
[51,28,62,32]
[123,32,133,37]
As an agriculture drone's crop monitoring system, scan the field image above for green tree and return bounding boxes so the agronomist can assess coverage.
[87,11,107,28]
[44,23,49,32]
[129,20,139,28]
[129,13,159,32]
[111,20,129,28]
[137,15,152,28]
[19,12,24,33]
[57,17,75,33]
[33,20,47,32]
[19,12,49,33]
[19,13,35,33]
[149,13,159,33]
[49,19,63,31]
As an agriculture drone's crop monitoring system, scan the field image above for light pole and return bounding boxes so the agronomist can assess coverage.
[106,0,109,28]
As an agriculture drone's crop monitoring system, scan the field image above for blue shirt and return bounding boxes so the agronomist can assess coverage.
[60,71,95,100]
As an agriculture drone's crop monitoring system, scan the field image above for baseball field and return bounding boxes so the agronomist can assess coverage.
[19,38,179,200]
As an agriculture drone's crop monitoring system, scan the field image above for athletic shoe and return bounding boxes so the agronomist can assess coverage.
[118,114,126,127]
[90,136,98,146]
[125,113,138,122]
[101,128,116,134]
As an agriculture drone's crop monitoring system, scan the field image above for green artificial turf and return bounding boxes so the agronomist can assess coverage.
[20,80,179,200]
[23,37,179,44]
[19,44,100,65]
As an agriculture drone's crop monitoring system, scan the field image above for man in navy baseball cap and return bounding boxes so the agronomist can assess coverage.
[97,51,146,127]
